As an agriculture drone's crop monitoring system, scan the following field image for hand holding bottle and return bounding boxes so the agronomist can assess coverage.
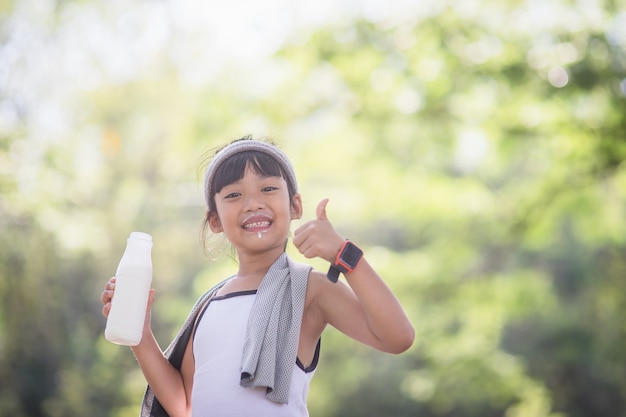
[101,277,155,342]
[103,232,154,346]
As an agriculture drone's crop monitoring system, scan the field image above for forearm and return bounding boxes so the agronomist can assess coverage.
[344,258,415,353]
[131,332,191,417]
[293,200,415,352]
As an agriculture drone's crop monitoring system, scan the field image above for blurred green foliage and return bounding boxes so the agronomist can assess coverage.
[1,0,626,416]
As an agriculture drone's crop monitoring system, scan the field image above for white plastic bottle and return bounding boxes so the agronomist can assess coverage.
[105,232,153,346]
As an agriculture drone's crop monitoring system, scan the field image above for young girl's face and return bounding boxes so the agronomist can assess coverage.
[208,164,302,252]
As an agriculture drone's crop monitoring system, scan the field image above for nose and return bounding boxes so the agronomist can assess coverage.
[243,191,266,211]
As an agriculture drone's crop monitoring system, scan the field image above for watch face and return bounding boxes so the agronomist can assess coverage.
[340,242,363,268]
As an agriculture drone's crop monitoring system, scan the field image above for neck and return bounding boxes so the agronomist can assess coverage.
[235,246,286,281]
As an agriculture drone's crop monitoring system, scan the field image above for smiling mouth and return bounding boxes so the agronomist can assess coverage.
[243,221,271,230]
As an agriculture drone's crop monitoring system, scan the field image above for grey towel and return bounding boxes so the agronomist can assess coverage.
[240,252,312,404]
[140,252,311,416]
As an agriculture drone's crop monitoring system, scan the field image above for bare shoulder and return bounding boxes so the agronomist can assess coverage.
[305,269,340,303]
[297,269,328,348]
[304,268,358,325]
[304,269,326,310]
[302,269,336,324]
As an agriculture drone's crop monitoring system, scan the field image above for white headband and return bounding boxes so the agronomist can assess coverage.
[203,139,298,209]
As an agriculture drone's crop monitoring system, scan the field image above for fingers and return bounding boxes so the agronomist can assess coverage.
[147,289,156,311]
[292,197,346,262]
[102,303,111,318]
[101,277,116,317]
[101,278,115,303]
[102,277,156,321]
[142,289,156,329]
[316,198,330,221]
[294,198,330,237]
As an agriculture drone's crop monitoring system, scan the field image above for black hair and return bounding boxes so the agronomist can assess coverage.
[200,139,299,253]
[207,149,297,213]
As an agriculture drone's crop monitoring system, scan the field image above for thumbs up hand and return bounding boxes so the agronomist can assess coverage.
[293,198,345,263]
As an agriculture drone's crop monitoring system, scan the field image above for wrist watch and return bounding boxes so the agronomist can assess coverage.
[327,240,363,283]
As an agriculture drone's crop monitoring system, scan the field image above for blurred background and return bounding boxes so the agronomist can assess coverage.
[1,0,626,416]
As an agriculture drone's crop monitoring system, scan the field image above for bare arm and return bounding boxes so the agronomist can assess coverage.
[317,260,414,353]
[101,279,193,417]
[293,199,415,353]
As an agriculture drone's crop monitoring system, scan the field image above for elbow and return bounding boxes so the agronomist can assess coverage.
[396,331,416,354]
[386,325,415,354]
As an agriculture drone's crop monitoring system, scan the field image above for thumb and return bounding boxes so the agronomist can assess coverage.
[147,289,156,311]
[316,198,330,221]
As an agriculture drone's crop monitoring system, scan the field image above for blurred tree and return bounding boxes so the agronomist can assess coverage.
[0,216,138,417]
[265,4,626,417]
[1,0,626,416]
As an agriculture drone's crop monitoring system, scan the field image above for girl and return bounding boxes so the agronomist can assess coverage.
[101,137,415,417]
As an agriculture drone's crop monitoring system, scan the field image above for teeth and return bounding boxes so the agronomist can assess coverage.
[244,221,270,229]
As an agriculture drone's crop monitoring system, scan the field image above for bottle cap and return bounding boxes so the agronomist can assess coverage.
[129,232,152,242]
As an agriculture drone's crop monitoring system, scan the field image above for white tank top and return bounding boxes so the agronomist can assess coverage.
[191,290,318,417]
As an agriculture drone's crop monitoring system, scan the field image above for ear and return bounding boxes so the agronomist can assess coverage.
[290,193,303,220]
[207,211,223,233]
